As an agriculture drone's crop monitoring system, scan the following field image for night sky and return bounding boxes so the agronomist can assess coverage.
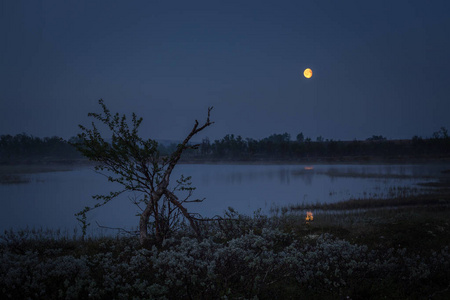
[1,0,449,142]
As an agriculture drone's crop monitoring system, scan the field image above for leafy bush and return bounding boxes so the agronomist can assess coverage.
[1,217,449,299]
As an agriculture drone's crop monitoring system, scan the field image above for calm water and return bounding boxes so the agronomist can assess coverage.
[0,163,447,235]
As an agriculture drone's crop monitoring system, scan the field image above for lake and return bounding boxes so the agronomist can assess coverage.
[0,163,447,235]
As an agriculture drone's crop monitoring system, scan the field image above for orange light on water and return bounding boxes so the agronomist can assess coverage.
[304,166,314,170]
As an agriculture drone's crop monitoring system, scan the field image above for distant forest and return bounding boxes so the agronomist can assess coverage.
[190,127,450,161]
[1,128,449,164]
[0,134,81,164]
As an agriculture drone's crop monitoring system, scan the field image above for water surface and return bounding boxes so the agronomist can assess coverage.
[0,163,446,234]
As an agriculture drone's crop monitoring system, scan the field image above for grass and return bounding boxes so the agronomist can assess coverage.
[0,164,74,175]
[319,169,434,179]
[296,205,450,252]
[0,174,31,184]
[0,164,75,184]
[286,192,450,211]
[280,177,450,255]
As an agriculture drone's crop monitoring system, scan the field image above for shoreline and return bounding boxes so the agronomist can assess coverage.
[179,156,450,165]
[2,156,450,172]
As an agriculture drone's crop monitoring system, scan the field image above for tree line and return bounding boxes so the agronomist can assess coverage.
[0,133,81,164]
[187,127,450,161]
[1,127,449,164]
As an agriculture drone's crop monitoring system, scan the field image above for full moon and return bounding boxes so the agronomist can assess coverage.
[303,68,313,78]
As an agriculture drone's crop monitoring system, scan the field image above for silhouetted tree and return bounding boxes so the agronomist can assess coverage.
[0,133,80,164]
[200,137,211,156]
[73,100,213,246]
[432,127,449,140]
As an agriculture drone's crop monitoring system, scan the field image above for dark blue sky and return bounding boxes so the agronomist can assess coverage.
[1,0,449,141]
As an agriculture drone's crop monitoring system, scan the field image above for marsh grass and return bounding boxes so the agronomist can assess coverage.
[292,168,435,180]
[0,174,30,184]
[281,184,450,254]
[288,205,450,251]
[0,164,73,175]
[287,192,450,212]
[0,164,74,184]
[319,170,434,180]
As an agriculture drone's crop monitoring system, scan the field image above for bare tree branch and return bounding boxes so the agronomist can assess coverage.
[95,221,139,236]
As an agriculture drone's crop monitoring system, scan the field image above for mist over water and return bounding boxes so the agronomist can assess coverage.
[0,163,446,235]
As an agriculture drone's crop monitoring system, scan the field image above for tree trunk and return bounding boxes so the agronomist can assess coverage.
[139,205,153,247]
[165,190,201,239]
[138,107,213,247]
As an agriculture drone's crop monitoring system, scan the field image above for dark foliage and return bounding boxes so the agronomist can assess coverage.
[193,128,450,161]
[2,128,450,164]
[0,133,81,164]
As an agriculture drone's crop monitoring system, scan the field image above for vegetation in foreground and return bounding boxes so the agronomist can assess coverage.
[1,197,450,300]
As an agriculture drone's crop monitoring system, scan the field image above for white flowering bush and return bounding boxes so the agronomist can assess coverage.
[1,216,449,299]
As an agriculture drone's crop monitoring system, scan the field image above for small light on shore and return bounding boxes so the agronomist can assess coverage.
[306,211,314,223]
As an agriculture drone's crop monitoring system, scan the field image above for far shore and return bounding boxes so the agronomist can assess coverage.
[179,156,450,165]
[1,155,450,174]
